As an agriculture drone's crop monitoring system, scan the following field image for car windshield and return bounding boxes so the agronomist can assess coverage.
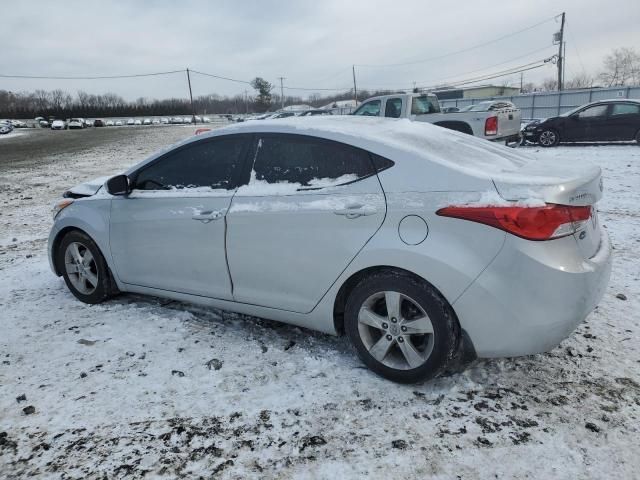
[561,105,589,117]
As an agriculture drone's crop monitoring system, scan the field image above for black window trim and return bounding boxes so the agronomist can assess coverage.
[243,132,394,192]
[129,133,254,193]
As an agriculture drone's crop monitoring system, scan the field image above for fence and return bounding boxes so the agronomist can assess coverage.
[437,85,640,120]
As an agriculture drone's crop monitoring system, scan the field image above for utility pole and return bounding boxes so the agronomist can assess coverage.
[277,77,285,110]
[556,12,566,91]
[244,90,248,114]
[352,65,358,106]
[520,72,524,92]
[186,68,197,124]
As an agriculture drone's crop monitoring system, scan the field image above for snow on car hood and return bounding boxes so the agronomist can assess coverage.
[65,176,110,197]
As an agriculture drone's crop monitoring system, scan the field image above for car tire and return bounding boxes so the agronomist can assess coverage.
[538,129,560,147]
[345,271,459,383]
[58,230,114,304]
[635,129,640,145]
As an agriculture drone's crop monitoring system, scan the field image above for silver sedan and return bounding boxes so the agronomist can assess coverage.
[48,117,612,383]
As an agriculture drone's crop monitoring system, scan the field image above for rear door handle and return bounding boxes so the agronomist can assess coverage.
[334,204,376,219]
[192,209,225,223]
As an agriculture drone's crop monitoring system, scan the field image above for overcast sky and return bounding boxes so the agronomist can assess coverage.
[1,0,639,101]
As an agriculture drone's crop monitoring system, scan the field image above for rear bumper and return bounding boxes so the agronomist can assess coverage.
[453,229,612,357]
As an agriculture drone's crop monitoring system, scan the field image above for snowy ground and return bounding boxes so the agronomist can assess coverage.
[1,130,639,479]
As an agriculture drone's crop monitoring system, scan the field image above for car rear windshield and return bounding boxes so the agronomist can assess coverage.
[411,96,440,115]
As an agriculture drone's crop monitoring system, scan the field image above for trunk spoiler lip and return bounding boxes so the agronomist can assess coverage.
[491,164,603,207]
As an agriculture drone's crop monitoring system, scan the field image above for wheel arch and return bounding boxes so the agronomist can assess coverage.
[432,121,474,135]
[51,226,89,276]
[332,265,458,335]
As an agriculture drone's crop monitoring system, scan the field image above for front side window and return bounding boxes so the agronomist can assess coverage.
[353,100,381,116]
[611,103,640,116]
[411,96,440,114]
[385,98,403,118]
[578,105,608,118]
[251,135,375,188]
[134,137,246,191]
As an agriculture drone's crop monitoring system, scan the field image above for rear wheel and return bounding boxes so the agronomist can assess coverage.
[538,129,560,147]
[58,231,113,304]
[345,271,458,383]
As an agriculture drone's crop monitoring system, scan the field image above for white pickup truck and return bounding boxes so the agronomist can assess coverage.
[352,93,521,144]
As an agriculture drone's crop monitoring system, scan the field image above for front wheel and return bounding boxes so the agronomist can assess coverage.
[345,271,458,383]
[538,129,560,147]
[58,230,114,304]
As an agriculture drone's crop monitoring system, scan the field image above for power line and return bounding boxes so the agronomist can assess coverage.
[413,45,556,85]
[189,69,252,85]
[419,60,553,90]
[0,69,185,80]
[355,14,558,68]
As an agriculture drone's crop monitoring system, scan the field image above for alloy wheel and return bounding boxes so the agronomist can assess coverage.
[64,241,99,295]
[539,130,557,146]
[357,291,435,370]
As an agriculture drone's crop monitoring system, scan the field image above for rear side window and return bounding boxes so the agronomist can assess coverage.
[385,98,403,118]
[252,135,375,187]
[411,96,440,114]
[135,137,246,190]
[353,100,381,117]
[611,103,640,115]
[578,105,608,118]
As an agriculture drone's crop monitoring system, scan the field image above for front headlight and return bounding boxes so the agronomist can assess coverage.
[52,199,74,219]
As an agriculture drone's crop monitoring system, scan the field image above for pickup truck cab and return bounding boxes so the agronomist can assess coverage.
[353,93,521,144]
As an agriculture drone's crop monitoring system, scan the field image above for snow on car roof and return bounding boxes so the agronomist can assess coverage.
[197,115,531,179]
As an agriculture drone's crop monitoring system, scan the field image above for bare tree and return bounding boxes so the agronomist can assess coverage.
[599,47,640,86]
[541,78,558,92]
[565,73,595,89]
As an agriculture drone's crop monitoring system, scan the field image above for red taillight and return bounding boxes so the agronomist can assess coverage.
[436,204,592,240]
[485,116,498,136]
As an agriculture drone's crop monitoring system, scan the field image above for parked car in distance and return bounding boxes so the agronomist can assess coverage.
[0,120,14,134]
[152,118,161,125]
[441,107,460,113]
[51,120,66,130]
[39,120,50,128]
[83,119,93,128]
[49,117,611,383]
[127,119,135,126]
[298,109,332,116]
[202,116,212,123]
[143,118,152,125]
[522,99,640,147]
[270,112,297,119]
[68,118,84,129]
[94,119,105,127]
[115,120,123,126]
[134,119,142,125]
[9,119,28,128]
[170,117,183,124]
[353,93,522,144]
[161,118,170,124]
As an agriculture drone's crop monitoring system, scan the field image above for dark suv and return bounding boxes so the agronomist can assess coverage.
[523,99,640,147]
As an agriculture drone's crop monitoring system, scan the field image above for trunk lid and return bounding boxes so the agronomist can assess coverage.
[493,158,603,258]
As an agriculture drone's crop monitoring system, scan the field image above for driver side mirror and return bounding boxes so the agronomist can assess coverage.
[106,174,131,196]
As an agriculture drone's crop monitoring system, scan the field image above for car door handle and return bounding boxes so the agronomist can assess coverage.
[192,210,225,223]
[334,204,376,219]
